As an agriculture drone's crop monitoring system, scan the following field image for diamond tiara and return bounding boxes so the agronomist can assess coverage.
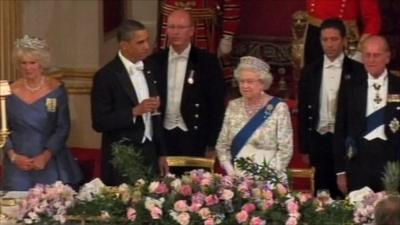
[15,35,48,50]
[238,56,270,73]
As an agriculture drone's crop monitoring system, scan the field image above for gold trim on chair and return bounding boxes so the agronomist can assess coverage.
[288,167,315,194]
[166,156,215,173]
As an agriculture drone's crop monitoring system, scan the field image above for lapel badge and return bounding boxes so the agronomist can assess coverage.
[187,70,194,84]
[344,74,351,80]
[389,117,399,133]
[388,94,400,103]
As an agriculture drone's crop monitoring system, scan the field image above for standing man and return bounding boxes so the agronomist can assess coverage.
[91,20,169,186]
[334,36,400,193]
[298,18,364,197]
[304,0,381,65]
[148,9,225,159]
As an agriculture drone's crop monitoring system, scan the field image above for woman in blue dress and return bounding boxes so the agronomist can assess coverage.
[3,35,82,191]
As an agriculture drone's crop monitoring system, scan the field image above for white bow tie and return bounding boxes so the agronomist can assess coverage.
[131,61,144,71]
[325,62,340,68]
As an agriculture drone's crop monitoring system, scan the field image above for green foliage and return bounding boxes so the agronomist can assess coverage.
[382,161,400,195]
[111,140,154,184]
[235,157,282,185]
[300,200,355,225]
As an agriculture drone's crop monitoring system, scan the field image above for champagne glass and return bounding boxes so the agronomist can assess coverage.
[150,96,161,116]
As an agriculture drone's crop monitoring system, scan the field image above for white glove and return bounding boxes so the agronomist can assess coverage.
[218,34,233,57]
[221,161,234,175]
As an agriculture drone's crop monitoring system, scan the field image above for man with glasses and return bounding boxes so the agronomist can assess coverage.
[148,10,225,166]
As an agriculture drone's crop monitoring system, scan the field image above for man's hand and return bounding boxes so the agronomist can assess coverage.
[337,173,348,194]
[133,97,160,116]
[32,150,52,170]
[158,156,169,176]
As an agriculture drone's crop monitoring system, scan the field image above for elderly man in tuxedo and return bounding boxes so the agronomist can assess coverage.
[148,9,225,162]
[298,18,364,198]
[91,20,169,186]
[334,36,400,193]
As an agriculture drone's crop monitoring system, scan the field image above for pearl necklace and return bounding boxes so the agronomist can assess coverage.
[244,94,266,115]
[24,76,46,92]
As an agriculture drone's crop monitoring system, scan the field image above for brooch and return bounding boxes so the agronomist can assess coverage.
[46,98,57,112]
[389,117,399,133]
[187,70,194,84]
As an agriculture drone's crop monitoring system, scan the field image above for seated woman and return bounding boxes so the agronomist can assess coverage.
[216,56,293,178]
[3,35,82,191]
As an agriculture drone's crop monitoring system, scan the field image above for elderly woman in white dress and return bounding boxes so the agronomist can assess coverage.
[216,56,293,176]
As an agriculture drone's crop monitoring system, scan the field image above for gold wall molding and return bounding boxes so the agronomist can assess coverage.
[0,0,21,81]
[50,68,97,95]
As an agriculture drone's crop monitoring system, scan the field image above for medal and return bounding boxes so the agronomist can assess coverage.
[187,70,194,84]
[389,117,399,133]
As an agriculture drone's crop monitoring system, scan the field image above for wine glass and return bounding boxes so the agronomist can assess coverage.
[150,96,161,116]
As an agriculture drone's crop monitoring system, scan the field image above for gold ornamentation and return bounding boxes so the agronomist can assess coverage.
[389,118,399,133]
[46,98,57,112]
[388,94,400,103]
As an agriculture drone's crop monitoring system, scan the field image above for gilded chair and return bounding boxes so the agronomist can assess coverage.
[288,167,315,194]
[166,156,215,173]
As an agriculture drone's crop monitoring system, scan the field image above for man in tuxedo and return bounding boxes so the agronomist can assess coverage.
[298,18,364,198]
[334,36,400,193]
[91,20,169,186]
[148,9,225,159]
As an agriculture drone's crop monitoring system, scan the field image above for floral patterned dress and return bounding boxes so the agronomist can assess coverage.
[216,97,293,172]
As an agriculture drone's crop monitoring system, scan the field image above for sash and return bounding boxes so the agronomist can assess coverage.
[365,106,385,135]
[231,97,282,159]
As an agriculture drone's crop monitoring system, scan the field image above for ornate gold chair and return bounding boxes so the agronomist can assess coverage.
[288,167,315,194]
[166,156,215,173]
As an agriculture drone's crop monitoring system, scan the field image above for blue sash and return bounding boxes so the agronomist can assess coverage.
[231,97,282,159]
[365,106,385,135]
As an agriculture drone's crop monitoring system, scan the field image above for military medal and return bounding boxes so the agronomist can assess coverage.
[389,117,399,133]
[187,70,194,84]
[372,83,382,104]
[46,98,57,112]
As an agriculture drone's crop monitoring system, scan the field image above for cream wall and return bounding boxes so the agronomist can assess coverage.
[22,0,159,149]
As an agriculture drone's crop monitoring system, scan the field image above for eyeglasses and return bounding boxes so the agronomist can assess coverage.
[166,25,192,30]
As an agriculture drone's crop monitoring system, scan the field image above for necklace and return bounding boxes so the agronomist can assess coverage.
[244,94,266,115]
[24,76,46,92]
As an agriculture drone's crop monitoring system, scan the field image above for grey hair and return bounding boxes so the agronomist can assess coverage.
[117,19,146,42]
[234,56,273,90]
[12,35,51,70]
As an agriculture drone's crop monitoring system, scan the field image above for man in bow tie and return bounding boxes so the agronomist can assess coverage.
[333,35,400,193]
[147,9,225,171]
[298,18,364,198]
[91,20,169,186]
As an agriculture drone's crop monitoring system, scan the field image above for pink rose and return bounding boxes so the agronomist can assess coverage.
[126,208,137,222]
[174,200,189,212]
[200,177,212,186]
[155,182,169,194]
[262,189,274,200]
[180,185,193,196]
[287,200,299,214]
[250,216,266,225]
[235,210,249,223]
[285,216,298,225]
[190,203,202,212]
[242,203,256,213]
[204,218,216,225]
[177,212,190,225]
[150,207,163,219]
[205,195,219,206]
[192,192,205,205]
[198,207,211,219]
[221,189,234,201]
[263,199,274,210]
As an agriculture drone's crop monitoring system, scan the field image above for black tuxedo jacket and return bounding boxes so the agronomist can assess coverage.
[333,71,400,173]
[298,56,365,154]
[147,46,225,149]
[91,56,165,183]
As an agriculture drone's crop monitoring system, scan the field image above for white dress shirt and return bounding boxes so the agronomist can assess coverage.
[364,70,388,141]
[164,45,191,131]
[317,54,344,134]
[118,51,153,142]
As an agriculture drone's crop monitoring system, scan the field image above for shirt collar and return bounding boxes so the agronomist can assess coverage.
[368,69,388,84]
[169,44,191,61]
[118,50,143,72]
[323,53,344,68]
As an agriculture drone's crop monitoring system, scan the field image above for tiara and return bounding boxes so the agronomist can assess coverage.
[15,35,48,50]
[238,56,270,73]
